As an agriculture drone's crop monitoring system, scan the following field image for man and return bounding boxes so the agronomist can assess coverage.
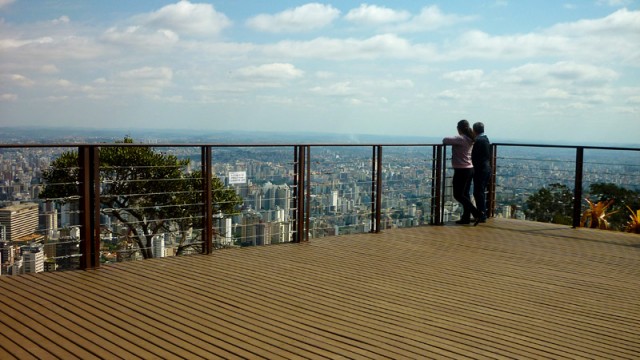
[471,122,491,222]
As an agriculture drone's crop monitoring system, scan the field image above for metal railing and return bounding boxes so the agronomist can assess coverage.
[491,143,640,228]
[1,142,638,273]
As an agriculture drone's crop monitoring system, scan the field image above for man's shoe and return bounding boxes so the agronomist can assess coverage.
[455,219,470,225]
[474,217,482,226]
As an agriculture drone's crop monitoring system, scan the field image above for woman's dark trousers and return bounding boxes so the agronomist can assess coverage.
[453,168,480,222]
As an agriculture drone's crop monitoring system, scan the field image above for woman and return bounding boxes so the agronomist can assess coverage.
[443,119,482,225]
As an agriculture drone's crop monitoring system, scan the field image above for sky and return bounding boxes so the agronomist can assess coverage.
[0,0,639,145]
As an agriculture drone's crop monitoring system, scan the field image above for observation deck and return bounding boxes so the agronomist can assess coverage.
[2,218,639,359]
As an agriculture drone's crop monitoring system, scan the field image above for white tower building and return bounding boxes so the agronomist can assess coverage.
[152,235,165,258]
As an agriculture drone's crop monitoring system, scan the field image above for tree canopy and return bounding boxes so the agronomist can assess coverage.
[40,137,242,259]
[524,183,573,225]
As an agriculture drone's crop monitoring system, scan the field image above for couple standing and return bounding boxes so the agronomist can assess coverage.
[443,120,491,226]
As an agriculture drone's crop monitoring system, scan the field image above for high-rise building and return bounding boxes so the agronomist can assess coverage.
[213,213,234,247]
[43,201,58,239]
[11,256,23,276]
[23,244,44,273]
[0,203,39,241]
[60,201,80,228]
[275,184,290,218]
[152,234,165,258]
[241,211,261,246]
[0,241,16,275]
[409,204,417,217]
[256,221,269,246]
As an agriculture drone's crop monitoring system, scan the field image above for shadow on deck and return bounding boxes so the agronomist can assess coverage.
[1,218,639,359]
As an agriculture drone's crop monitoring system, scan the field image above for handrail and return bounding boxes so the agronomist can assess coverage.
[2,141,637,151]
[493,142,640,152]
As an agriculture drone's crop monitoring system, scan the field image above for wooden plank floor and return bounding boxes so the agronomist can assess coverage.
[1,218,639,359]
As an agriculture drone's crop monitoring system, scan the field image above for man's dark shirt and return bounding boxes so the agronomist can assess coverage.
[472,134,491,169]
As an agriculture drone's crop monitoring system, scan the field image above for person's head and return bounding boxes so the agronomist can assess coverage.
[457,119,475,140]
[473,122,485,135]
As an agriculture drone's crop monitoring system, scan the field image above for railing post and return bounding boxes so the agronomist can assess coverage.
[370,146,382,233]
[78,145,100,270]
[488,144,498,218]
[432,145,443,225]
[370,146,376,231]
[293,146,298,242]
[439,145,448,225]
[305,145,310,241]
[202,146,213,254]
[293,146,307,243]
[573,147,584,228]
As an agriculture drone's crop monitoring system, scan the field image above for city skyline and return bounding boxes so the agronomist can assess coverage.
[1,0,639,145]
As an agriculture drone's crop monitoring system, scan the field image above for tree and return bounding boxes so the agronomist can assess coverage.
[40,137,242,259]
[525,183,573,225]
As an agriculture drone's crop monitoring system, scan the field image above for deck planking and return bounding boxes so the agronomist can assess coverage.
[1,218,639,359]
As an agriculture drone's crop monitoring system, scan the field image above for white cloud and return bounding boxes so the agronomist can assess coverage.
[452,30,569,60]
[45,95,69,102]
[345,4,410,25]
[264,34,433,60]
[376,79,415,89]
[136,1,231,37]
[235,63,303,80]
[0,37,54,50]
[346,98,363,105]
[51,16,70,25]
[116,66,173,94]
[57,79,72,88]
[305,78,412,105]
[441,9,640,64]
[102,26,180,48]
[310,81,358,96]
[218,63,305,90]
[0,93,17,101]
[390,5,474,33]
[550,8,640,35]
[436,89,462,100]
[0,0,15,9]
[246,3,340,33]
[508,62,618,85]
[543,88,571,99]
[119,66,173,81]
[442,69,484,82]
[9,74,34,86]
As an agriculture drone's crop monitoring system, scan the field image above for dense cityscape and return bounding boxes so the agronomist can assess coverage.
[1,129,639,276]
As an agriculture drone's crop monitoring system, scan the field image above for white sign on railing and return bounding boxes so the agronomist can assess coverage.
[228,171,247,184]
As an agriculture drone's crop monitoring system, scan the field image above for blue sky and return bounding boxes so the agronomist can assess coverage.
[1,0,639,144]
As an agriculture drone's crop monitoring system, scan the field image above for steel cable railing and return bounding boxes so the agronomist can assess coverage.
[0,142,638,274]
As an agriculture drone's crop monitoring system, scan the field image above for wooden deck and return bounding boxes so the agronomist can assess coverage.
[1,218,639,359]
